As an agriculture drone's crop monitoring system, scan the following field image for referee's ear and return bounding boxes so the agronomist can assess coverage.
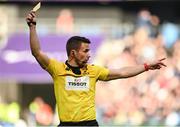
[71,50,77,57]
[68,50,73,58]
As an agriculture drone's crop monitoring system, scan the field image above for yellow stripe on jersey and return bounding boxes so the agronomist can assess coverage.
[46,59,109,122]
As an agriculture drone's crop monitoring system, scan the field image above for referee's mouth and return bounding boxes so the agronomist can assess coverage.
[83,60,88,64]
[84,57,90,63]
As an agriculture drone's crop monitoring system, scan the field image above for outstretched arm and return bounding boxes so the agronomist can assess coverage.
[106,58,166,81]
[26,11,50,69]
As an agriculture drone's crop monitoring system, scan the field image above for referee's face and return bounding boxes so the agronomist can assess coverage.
[74,42,90,67]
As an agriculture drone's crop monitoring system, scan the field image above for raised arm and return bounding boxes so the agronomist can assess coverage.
[26,11,50,69]
[106,58,166,81]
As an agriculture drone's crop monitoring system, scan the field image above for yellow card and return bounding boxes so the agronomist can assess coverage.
[32,2,41,12]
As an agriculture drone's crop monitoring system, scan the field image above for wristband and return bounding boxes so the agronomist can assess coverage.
[27,21,36,27]
[144,63,149,71]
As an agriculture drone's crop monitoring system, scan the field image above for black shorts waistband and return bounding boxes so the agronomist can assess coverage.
[58,119,98,126]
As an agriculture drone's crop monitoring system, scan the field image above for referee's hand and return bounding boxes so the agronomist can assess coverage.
[26,11,37,27]
[148,58,167,70]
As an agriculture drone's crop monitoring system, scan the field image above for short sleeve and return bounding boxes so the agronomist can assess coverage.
[45,59,60,77]
[95,65,109,81]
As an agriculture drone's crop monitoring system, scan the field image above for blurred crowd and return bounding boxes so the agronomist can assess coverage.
[0,97,59,127]
[0,9,180,127]
[95,10,180,126]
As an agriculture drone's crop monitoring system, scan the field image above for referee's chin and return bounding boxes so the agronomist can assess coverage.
[79,61,87,68]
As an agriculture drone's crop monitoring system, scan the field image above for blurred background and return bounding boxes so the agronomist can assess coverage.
[0,0,180,127]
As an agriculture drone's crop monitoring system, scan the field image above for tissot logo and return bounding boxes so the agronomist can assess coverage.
[65,76,89,91]
[68,82,87,86]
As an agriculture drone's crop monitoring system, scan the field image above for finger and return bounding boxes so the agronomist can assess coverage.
[26,18,33,23]
[28,12,35,18]
[156,65,161,69]
[26,17,31,21]
[159,62,167,67]
[158,65,161,69]
[159,58,166,61]
[30,13,35,18]
[26,17,33,21]
[28,14,33,19]
[30,12,36,17]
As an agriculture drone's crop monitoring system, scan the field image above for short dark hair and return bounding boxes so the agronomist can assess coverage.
[66,36,91,56]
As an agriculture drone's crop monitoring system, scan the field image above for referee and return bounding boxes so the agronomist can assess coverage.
[26,11,166,126]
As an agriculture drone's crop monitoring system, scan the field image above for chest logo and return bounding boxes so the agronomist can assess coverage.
[65,76,89,91]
